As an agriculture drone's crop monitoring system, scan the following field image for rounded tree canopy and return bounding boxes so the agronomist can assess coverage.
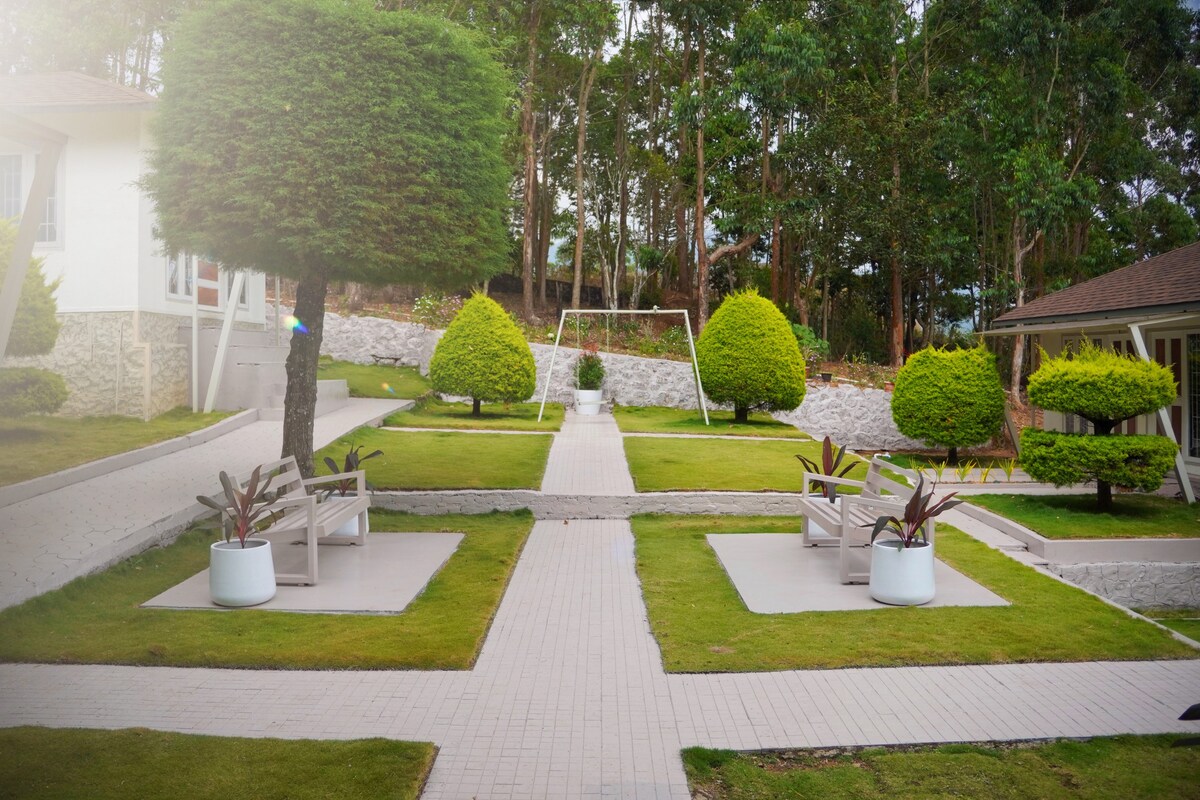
[0,220,60,357]
[891,345,1006,450]
[1027,341,1176,425]
[145,0,511,289]
[696,290,806,414]
[429,294,536,405]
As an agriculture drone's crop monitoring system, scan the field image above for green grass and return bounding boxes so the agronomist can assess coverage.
[684,735,1200,800]
[0,510,532,670]
[317,357,430,399]
[0,407,232,487]
[0,727,434,800]
[624,437,870,492]
[1140,608,1200,641]
[316,427,552,489]
[384,396,564,431]
[614,405,810,438]
[967,493,1200,539]
[632,515,1196,672]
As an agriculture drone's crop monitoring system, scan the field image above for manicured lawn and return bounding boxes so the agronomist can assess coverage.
[1141,608,1200,641]
[632,515,1196,672]
[317,357,430,399]
[0,407,232,487]
[624,437,869,492]
[384,396,564,431]
[614,405,809,439]
[684,735,1200,800]
[0,510,532,670]
[316,427,552,489]
[967,493,1200,539]
[0,727,434,800]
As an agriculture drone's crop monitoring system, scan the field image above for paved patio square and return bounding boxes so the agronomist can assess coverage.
[706,532,1010,612]
[143,532,463,614]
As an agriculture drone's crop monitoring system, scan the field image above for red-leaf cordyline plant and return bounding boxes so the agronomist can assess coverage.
[196,465,280,548]
[321,444,383,498]
[865,476,962,549]
[795,435,857,502]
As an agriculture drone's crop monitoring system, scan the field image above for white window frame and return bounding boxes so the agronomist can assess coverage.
[0,151,62,246]
[166,252,195,301]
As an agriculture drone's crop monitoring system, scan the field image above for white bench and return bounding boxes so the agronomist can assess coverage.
[798,455,920,584]
[230,456,371,586]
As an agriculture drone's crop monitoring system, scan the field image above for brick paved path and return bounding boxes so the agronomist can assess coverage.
[1,409,1197,799]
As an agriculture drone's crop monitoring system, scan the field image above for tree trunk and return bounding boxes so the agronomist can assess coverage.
[694,36,709,327]
[1010,215,1030,404]
[948,446,958,465]
[472,397,481,417]
[281,272,329,478]
[675,23,692,295]
[538,176,551,309]
[571,48,602,309]
[888,50,903,368]
[520,4,539,321]
[734,404,749,423]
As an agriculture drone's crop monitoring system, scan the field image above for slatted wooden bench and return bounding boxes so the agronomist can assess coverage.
[798,455,920,584]
[232,456,370,586]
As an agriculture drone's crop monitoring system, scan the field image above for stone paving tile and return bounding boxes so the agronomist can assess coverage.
[541,412,636,496]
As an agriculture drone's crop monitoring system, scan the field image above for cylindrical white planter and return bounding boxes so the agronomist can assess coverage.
[869,539,935,606]
[331,500,370,536]
[574,389,603,416]
[210,539,276,607]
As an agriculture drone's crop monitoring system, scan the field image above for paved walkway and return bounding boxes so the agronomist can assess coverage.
[1,408,1197,799]
[0,399,404,610]
[540,411,635,495]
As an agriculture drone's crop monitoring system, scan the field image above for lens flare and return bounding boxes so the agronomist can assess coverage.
[381,382,396,395]
[284,315,309,334]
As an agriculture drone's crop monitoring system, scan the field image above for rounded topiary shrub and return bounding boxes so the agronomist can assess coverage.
[696,290,806,422]
[0,367,68,416]
[891,345,1005,463]
[1023,341,1178,510]
[429,293,536,416]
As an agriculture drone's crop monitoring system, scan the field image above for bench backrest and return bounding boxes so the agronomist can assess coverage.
[238,456,307,501]
[862,456,917,500]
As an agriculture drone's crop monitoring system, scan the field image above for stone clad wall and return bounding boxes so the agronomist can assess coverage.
[314,309,921,450]
[1048,562,1200,609]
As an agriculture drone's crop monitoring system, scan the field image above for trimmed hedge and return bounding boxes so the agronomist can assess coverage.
[1020,429,1178,493]
[429,294,536,415]
[0,367,68,416]
[0,220,60,357]
[1028,341,1176,429]
[891,345,1005,458]
[696,290,805,423]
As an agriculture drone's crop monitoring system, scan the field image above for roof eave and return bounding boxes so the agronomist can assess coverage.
[990,300,1200,330]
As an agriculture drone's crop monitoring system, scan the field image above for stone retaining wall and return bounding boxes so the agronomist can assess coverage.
[373,490,806,519]
[310,309,922,450]
[1047,562,1200,609]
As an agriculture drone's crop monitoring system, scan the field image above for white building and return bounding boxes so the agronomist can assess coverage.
[0,71,269,418]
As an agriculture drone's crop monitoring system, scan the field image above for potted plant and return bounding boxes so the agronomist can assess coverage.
[863,476,961,606]
[574,346,605,416]
[197,465,280,607]
[795,436,856,503]
[321,444,383,536]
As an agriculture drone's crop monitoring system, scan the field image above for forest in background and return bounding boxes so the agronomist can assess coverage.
[3,0,1199,384]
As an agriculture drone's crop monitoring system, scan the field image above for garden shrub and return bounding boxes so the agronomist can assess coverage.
[696,290,805,422]
[0,367,68,416]
[0,220,60,357]
[1024,341,1178,510]
[429,294,536,416]
[575,348,605,390]
[891,345,1005,463]
[791,323,830,366]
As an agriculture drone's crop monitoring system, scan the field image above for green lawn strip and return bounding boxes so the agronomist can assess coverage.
[315,427,552,489]
[316,357,430,399]
[683,735,1200,800]
[883,452,1016,471]
[624,437,873,492]
[632,515,1195,672]
[384,396,564,431]
[1138,608,1200,641]
[0,727,433,800]
[967,493,1200,539]
[0,510,532,670]
[614,405,810,439]
[0,407,233,487]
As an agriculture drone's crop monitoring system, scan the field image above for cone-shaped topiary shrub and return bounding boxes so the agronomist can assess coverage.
[696,290,805,423]
[0,219,66,416]
[891,345,1006,463]
[1023,341,1178,510]
[429,293,536,416]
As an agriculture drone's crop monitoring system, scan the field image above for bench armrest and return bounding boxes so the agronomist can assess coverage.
[303,470,366,495]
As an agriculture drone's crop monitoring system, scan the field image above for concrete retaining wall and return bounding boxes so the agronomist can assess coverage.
[373,490,806,519]
[1047,562,1200,609]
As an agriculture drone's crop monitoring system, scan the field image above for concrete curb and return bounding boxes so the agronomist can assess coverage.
[373,490,808,519]
[0,409,261,510]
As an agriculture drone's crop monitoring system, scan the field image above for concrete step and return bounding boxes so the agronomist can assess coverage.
[259,379,349,420]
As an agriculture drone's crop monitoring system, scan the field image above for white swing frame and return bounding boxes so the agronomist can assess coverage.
[537,308,709,425]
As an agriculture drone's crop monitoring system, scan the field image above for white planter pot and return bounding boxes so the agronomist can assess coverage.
[869,539,935,606]
[330,498,370,537]
[210,539,276,607]
[574,388,603,416]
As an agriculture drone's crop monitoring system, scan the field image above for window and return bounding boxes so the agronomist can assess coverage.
[225,269,248,308]
[1,155,21,219]
[35,156,58,243]
[167,253,194,299]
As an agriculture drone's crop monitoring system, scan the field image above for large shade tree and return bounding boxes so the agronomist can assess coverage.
[146,0,510,475]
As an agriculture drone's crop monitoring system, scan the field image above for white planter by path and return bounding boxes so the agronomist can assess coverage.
[330,498,370,537]
[869,539,935,606]
[210,539,276,607]
[574,389,603,416]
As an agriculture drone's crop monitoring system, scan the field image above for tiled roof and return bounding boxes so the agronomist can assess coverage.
[992,240,1200,327]
[0,71,155,110]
